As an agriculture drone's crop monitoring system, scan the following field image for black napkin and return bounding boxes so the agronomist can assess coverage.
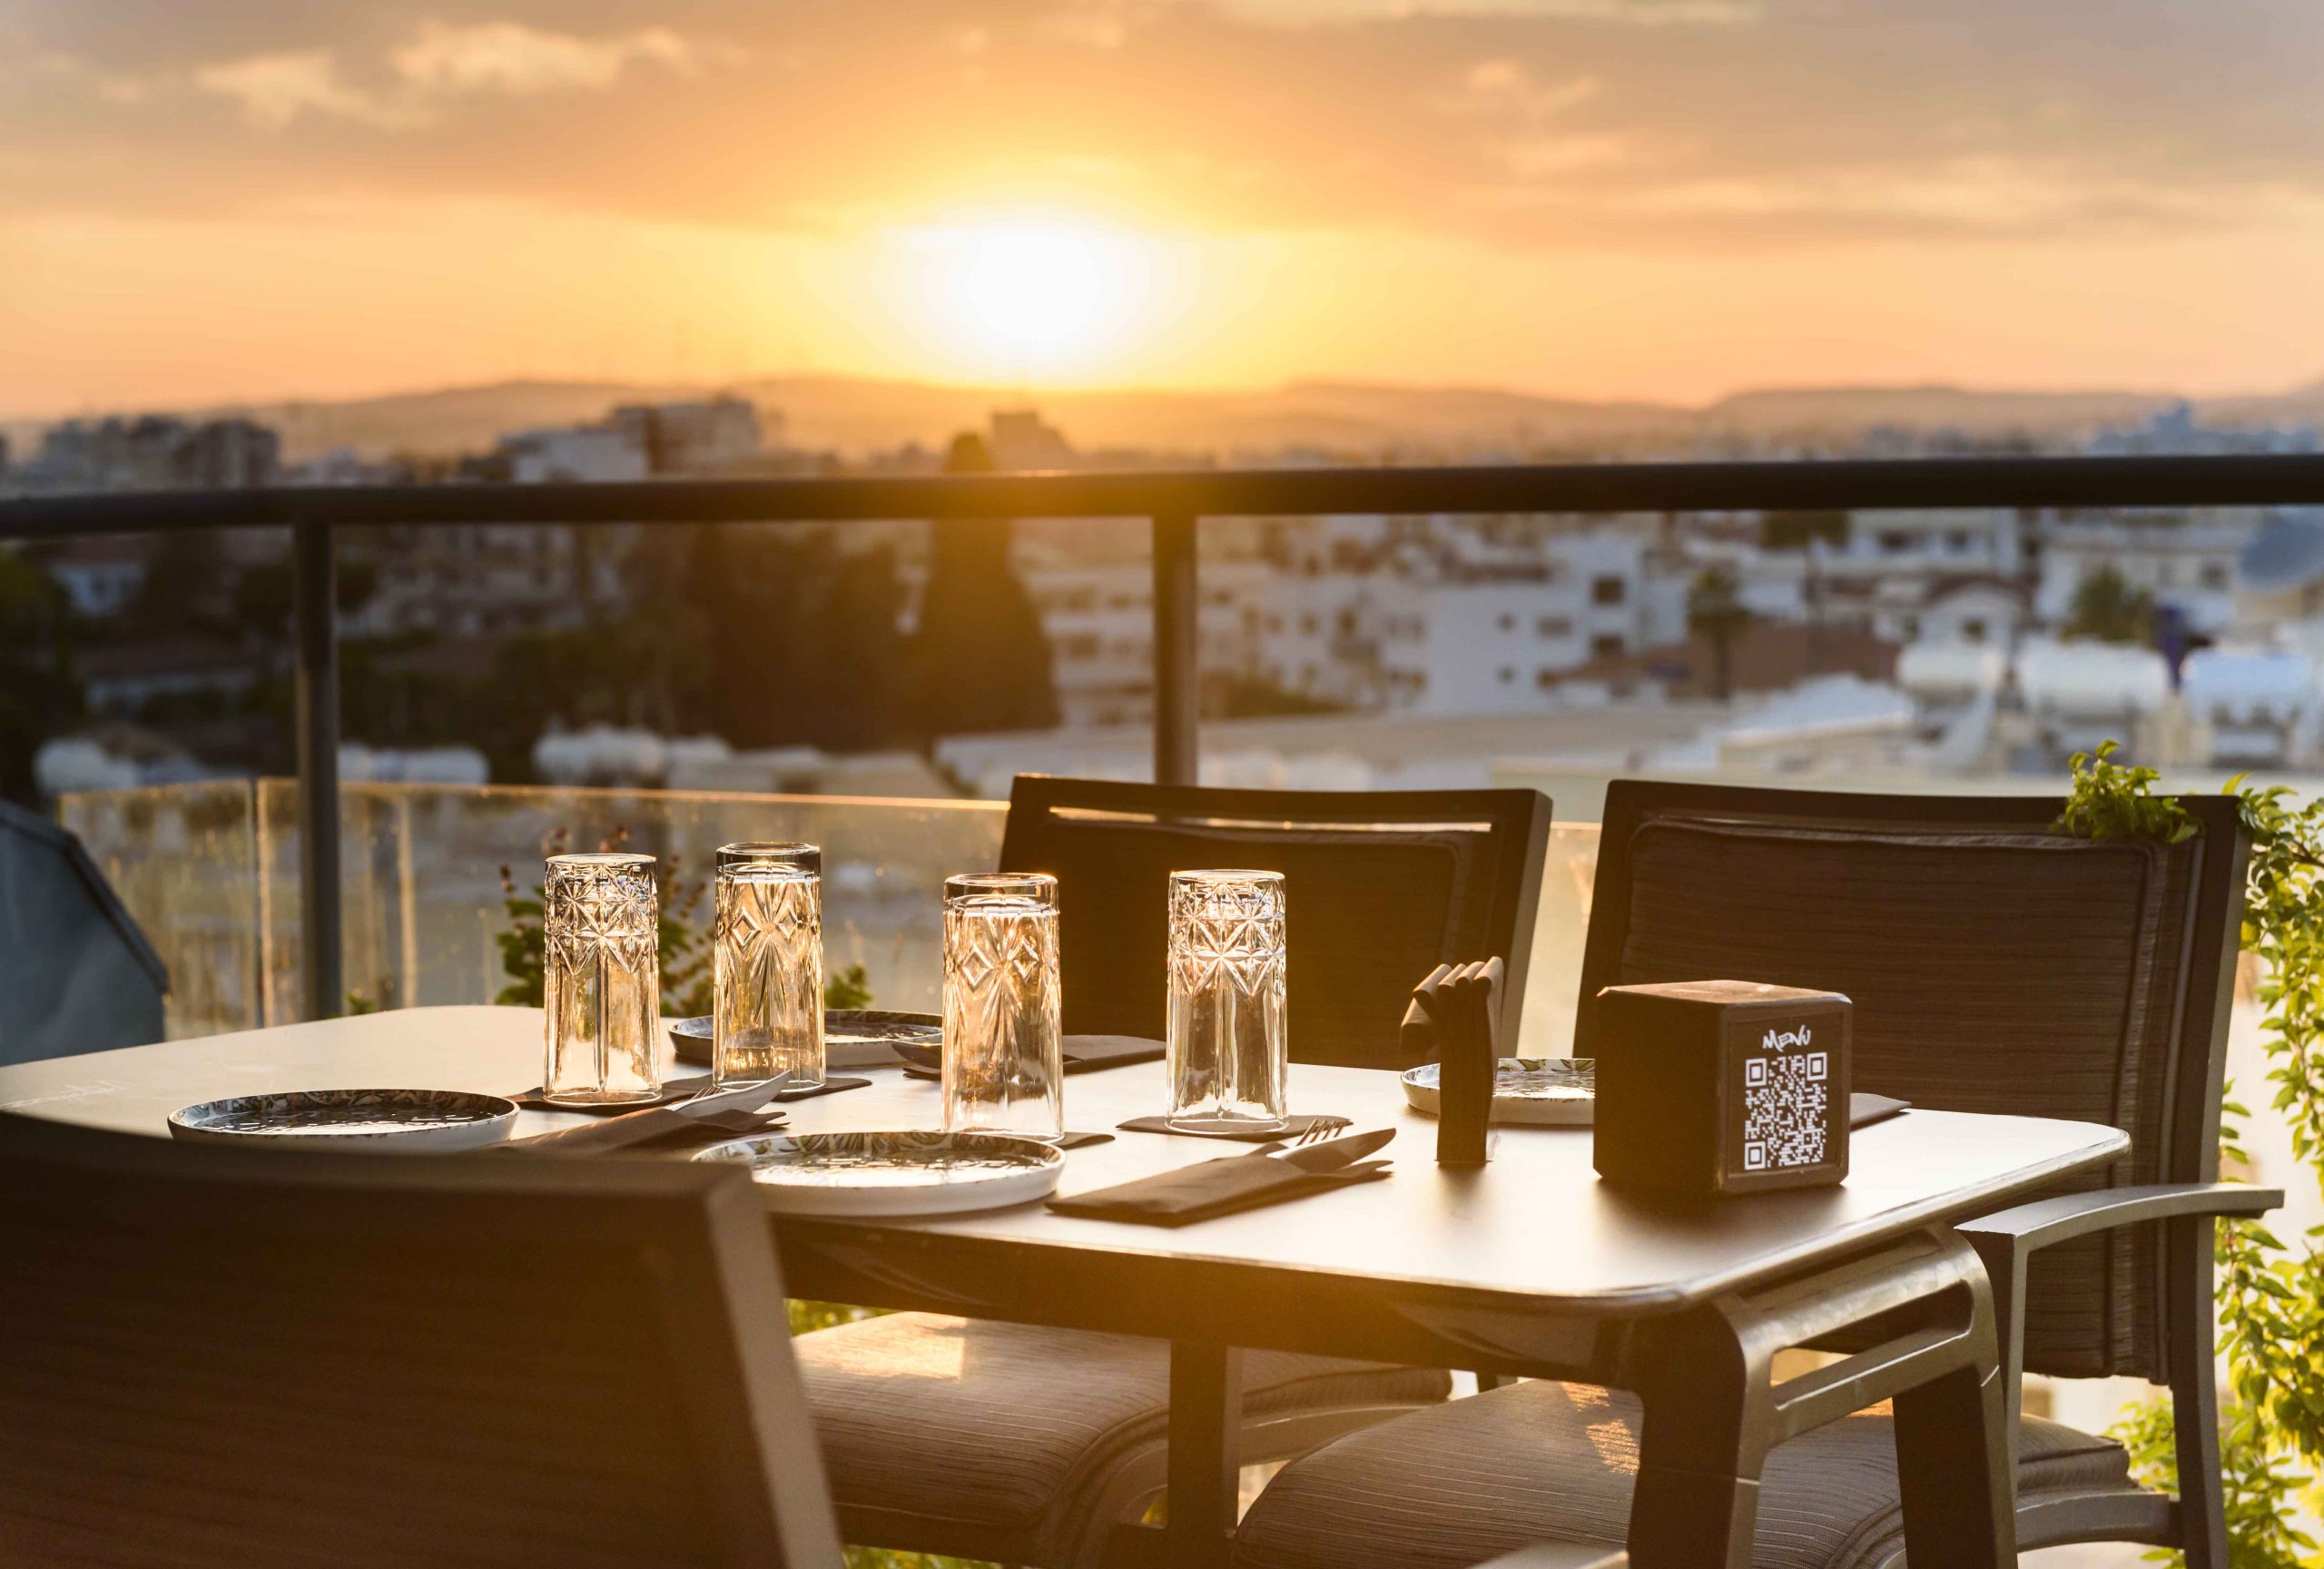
[1116,1112,1350,1142]
[778,1075,872,1101]
[1054,1130,1116,1150]
[1849,1092,1910,1130]
[511,1074,870,1112]
[1063,1035,1167,1071]
[623,1109,791,1151]
[509,1078,711,1113]
[1049,1151,1390,1226]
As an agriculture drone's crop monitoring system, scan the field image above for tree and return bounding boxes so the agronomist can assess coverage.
[2063,566,2154,646]
[0,552,82,802]
[905,433,1059,740]
[129,529,227,635]
[1687,565,1752,702]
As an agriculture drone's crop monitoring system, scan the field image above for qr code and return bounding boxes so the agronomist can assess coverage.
[1742,1051,1829,1170]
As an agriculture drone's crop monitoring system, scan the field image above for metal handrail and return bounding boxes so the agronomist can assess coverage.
[9,451,2324,1019]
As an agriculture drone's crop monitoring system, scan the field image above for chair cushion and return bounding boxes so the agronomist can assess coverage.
[1232,1380,2137,1569]
[801,1312,1453,1564]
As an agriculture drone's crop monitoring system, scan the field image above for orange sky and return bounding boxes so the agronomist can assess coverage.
[6,1,2324,416]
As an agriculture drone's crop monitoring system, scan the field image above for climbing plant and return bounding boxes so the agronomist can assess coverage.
[2061,742,2324,1564]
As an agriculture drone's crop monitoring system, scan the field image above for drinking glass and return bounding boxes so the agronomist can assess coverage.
[542,852,662,1107]
[713,842,824,1090]
[1166,869,1288,1133]
[941,872,1063,1139]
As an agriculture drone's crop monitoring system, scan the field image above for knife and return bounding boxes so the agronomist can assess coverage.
[504,1071,793,1156]
[1274,1126,1396,1174]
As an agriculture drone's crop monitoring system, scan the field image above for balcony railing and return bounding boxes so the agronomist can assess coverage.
[9,452,2324,1019]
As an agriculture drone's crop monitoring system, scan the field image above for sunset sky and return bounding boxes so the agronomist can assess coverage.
[6,0,2324,416]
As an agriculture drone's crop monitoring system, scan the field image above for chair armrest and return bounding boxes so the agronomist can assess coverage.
[1958,1181,2281,1454]
[1957,1182,2280,1258]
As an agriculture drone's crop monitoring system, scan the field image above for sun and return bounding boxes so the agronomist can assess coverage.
[961,227,1106,355]
[894,217,1154,381]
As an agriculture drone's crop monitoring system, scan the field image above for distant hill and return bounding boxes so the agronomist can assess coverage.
[1699,385,2183,440]
[11,370,2324,467]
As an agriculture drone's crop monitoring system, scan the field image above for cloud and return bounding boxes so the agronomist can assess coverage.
[15,0,2324,253]
[195,50,418,132]
[390,21,733,97]
[192,19,738,132]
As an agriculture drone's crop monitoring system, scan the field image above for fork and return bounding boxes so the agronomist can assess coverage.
[1246,1117,1353,1158]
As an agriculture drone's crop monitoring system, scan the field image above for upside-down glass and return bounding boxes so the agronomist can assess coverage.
[941,872,1063,1139]
[542,852,663,1107]
[1166,869,1288,1133]
[714,842,825,1090]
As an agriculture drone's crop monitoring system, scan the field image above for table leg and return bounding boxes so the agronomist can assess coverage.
[1166,1340,1243,1569]
[1623,1308,1760,1569]
[1892,1343,2014,1565]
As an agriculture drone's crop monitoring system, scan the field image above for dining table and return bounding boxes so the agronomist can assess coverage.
[0,1004,2132,1569]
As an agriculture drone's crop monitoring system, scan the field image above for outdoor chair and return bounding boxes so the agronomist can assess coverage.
[0,1110,846,1569]
[0,799,166,1064]
[1231,779,2277,1569]
[795,774,1554,1567]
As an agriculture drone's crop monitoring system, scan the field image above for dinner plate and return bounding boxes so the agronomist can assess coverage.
[693,1129,1064,1216]
[167,1088,519,1151]
[670,1010,942,1070]
[1400,1058,1596,1126]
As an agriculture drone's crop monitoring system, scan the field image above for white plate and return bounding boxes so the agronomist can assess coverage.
[669,1011,941,1071]
[168,1089,518,1151]
[1401,1059,1596,1127]
[693,1129,1065,1216]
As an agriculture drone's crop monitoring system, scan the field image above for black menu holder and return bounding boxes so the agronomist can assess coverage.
[1408,958,1503,1166]
[1593,979,1852,1197]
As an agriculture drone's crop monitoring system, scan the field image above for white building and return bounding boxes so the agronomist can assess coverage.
[40,537,149,618]
[2034,514,2253,638]
[501,425,650,485]
[1807,509,2025,636]
[1017,548,1271,728]
[607,398,767,475]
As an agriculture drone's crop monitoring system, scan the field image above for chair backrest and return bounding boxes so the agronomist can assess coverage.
[0,801,167,1063]
[0,1113,844,1569]
[998,775,1554,1070]
[1577,780,2247,1384]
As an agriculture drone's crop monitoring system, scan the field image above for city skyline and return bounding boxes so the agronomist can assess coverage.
[7,0,2324,415]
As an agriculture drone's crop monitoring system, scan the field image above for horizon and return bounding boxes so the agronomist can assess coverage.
[13,363,2324,433]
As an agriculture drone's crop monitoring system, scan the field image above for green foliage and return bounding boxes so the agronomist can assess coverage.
[2056,741,2199,845]
[825,962,874,1011]
[2113,1401,2314,1566]
[2060,743,2324,1563]
[2063,565,2158,646]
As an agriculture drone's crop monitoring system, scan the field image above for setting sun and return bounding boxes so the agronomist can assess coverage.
[889,219,1159,384]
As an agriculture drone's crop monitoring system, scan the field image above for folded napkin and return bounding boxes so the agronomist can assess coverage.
[1049,1137,1392,1227]
[1116,1111,1350,1142]
[511,1073,870,1113]
[900,1035,1164,1081]
[1849,1091,1911,1130]
[1063,1035,1167,1071]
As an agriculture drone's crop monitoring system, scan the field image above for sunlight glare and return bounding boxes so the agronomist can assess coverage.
[895,218,1155,381]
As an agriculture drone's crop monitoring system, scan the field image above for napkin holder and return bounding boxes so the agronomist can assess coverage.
[1404,958,1502,1166]
[1592,979,1851,1196]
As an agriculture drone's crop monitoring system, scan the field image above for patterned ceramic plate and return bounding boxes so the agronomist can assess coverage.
[168,1089,518,1151]
[693,1129,1064,1216]
[669,1011,942,1070]
[1401,1058,1596,1127]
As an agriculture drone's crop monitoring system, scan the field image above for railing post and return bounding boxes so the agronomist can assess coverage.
[292,519,344,1021]
[1151,511,1200,786]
